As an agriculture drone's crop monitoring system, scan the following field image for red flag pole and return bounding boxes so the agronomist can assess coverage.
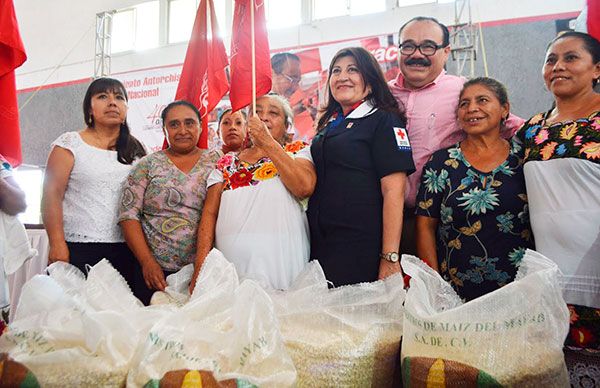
[251,0,256,115]
[229,0,271,113]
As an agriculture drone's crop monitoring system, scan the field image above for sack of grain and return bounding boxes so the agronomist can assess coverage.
[271,261,405,388]
[150,264,195,307]
[401,250,570,387]
[128,249,296,388]
[0,353,40,387]
[0,260,162,388]
[143,369,254,388]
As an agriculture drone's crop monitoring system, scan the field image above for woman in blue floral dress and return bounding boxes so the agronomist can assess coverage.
[415,77,533,301]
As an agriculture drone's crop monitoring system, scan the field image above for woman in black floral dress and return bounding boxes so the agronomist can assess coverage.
[415,77,533,301]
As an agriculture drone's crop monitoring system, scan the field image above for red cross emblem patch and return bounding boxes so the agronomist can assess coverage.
[393,127,411,150]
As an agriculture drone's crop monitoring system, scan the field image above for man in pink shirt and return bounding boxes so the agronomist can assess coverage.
[388,16,523,255]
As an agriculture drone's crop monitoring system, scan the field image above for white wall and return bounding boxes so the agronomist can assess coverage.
[14,0,583,90]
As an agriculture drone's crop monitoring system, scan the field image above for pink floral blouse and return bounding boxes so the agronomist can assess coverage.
[119,150,220,271]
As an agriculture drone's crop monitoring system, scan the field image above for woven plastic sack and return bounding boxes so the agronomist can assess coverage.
[143,369,249,388]
[270,261,405,387]
[150,264,194,307]
[400,250,570,387]
[127,249,296,388]
[0,353,40,387]
[0,259,160,387]
[0,213,37,275]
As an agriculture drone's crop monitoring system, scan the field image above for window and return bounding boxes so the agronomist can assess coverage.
[13,168,44,225]
[168,0,197,43]
[266,0,302,29]
[168,0,227,43]
[397,0,435,6]
[313,0,347,20]
[313,0,386,20]
[136,1,160,49]
[111,9,135,53]
[350,0,385,16]
[213,0,226,35]
[111,1,160,53]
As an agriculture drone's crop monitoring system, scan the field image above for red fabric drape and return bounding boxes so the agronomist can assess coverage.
[165,0,229,149]
[0,0,27,166]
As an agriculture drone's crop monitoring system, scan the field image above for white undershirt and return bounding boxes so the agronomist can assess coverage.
[525,158,600,308]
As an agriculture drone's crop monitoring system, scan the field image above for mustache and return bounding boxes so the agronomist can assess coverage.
[405,57,431,66]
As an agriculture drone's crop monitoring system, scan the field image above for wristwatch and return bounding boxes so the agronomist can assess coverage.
[380,252,400,263]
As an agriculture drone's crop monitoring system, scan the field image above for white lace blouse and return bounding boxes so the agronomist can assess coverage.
[51,132,136,243]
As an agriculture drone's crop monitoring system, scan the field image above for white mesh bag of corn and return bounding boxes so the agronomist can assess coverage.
[400,250,570,387]
[0,259,166,388]
[127,249,297,388]
[270,261,405,387]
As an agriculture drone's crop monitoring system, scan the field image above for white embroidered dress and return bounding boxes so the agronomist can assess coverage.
[206,142,311,290]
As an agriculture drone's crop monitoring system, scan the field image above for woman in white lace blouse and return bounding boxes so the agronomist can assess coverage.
[42,78,146,290]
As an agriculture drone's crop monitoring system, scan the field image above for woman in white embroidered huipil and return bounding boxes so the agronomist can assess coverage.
[190,95,316,292]
[515,32,600,351]
[42,78,146,291]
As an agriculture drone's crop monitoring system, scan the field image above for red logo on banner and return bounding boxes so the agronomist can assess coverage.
[199,72,209,113]
[146,104,167,126]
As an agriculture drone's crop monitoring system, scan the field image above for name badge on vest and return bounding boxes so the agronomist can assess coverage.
[393,127,411,151]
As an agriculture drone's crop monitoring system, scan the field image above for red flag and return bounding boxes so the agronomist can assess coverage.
[588,0,600,42]
[169,0,229,149]
[296,48,322,74]
[0,0,27,167]
[229,0,272,112]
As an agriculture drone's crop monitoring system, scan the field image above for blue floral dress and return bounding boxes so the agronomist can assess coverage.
[415,141,534,301]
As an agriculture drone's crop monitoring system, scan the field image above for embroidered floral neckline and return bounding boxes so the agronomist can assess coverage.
[538,109,600,128]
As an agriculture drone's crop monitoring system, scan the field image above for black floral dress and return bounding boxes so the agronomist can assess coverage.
[416,141,533,301]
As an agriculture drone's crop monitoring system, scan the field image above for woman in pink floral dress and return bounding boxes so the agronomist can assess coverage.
[119,101,220,304]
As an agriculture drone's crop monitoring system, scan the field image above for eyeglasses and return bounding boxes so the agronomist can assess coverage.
[398,42,447,56]
[281,73,301,84]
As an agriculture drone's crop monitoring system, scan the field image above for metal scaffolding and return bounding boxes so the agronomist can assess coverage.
[450,0,478,78]
[94,11,114,78]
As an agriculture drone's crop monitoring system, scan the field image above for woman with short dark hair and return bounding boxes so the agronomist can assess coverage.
[416,77,533,301]
[119,100,220,304]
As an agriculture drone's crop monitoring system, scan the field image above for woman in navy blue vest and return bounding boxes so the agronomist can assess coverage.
[307,47,415,286]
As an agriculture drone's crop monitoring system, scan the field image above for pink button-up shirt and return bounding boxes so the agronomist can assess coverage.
[388,71,524,208]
